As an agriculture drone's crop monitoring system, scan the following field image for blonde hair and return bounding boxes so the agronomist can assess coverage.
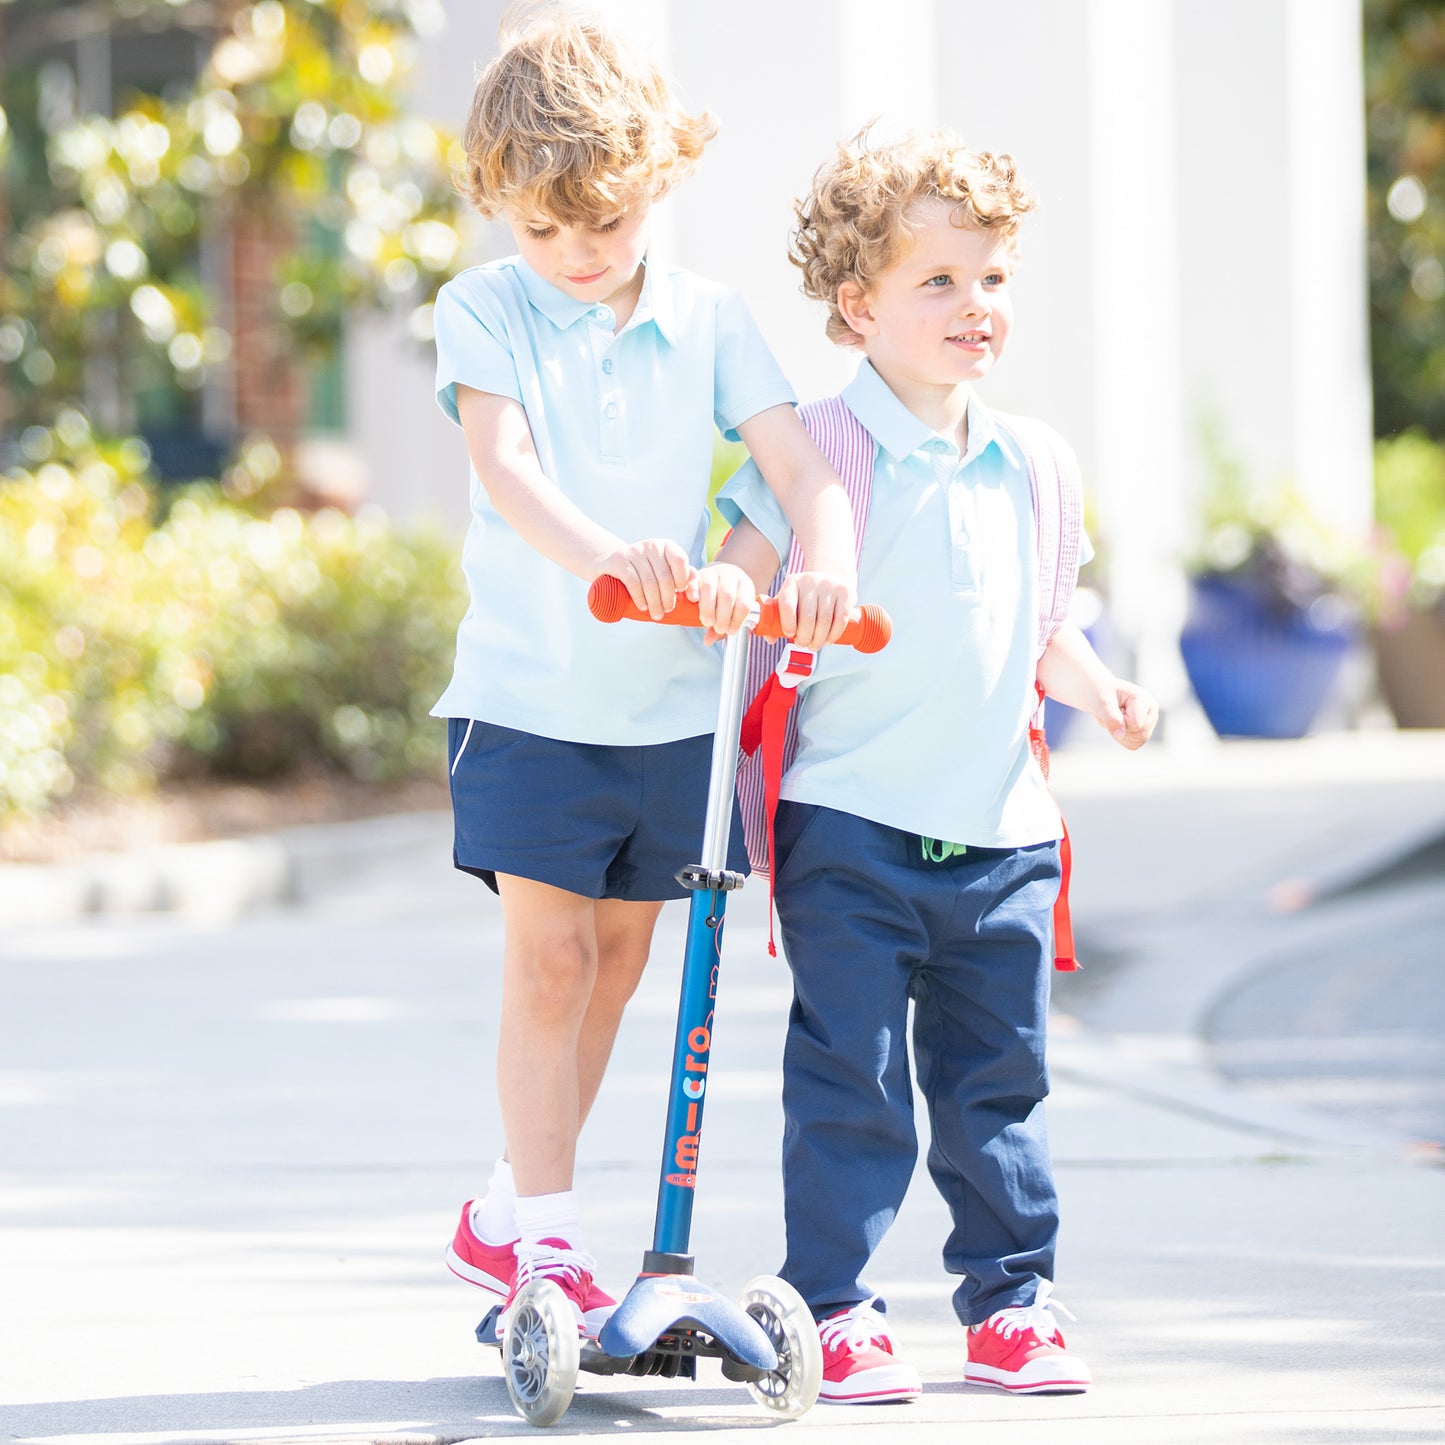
[792,129,1038,347]
[459,3,717,223]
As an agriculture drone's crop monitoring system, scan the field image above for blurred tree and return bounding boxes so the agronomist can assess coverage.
[1364,0,1445,440]
[0,0,465,480]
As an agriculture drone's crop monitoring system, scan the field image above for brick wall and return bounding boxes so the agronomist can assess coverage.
[228,208,307,444]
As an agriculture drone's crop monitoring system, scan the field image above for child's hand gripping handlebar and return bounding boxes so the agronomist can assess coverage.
[587,574,892,653]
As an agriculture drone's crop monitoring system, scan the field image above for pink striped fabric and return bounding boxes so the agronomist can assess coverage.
[737,398,876,875]
[735,400,1085,877]
[993,412,1085,653]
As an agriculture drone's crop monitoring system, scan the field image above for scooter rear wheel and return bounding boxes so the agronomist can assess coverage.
[502,1280,580,1426]
[738,1274,823,1419]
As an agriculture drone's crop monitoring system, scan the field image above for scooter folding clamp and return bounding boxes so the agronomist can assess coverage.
[674,863,746,892]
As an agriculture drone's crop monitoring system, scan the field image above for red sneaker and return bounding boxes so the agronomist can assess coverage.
[965,1283,1091,1394]
[501,1237,617,1338]
[445,1201,517,1294]
[816,1297,922,1404]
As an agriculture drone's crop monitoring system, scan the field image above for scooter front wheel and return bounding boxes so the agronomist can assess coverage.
[738,1274,822,1419]
[502,1280,580,1427]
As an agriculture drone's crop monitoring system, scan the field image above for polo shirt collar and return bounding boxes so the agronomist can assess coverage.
[512,254,678,345]
[628,257,678,345]
[841,360,1019,468]
[963,396,1020,468]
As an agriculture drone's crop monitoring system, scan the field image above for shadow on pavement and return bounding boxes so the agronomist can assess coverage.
[0,1376,791,1442]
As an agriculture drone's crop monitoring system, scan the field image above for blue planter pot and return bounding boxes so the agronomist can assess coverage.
[1180,575,1359,739]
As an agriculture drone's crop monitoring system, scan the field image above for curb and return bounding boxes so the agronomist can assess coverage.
[0,809,451,929]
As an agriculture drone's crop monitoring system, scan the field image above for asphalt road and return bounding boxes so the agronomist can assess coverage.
[1203,865,1445,1149]
[3,735,1444,1443]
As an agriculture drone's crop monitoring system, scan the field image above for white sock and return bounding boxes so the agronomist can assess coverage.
[515,1189,582,1251]
[469,1157,517,1245]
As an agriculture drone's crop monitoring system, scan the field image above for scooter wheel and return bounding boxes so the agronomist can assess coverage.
[501,1279,580,1426]
[738,1273,823,1419]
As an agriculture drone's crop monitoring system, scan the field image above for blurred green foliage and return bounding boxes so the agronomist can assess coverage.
[1190,416,1384,620]
[706,433,748,560]
[0,1,473,820]
[0,414,466,819]
[1365,0,1445,440]
[1374,428,1445,615]
[0,0,464,436]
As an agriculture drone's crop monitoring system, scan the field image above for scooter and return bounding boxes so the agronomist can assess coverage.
[475,577,890,1427]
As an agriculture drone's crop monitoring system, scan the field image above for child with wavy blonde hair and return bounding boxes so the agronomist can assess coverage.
[717,128,1156,1401]
[789,135,1037,347]
[432,4,858,1341]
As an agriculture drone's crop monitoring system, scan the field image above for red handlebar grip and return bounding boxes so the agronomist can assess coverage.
[588,575,705,627]
[586,574,892,653]
[753,598,891,653]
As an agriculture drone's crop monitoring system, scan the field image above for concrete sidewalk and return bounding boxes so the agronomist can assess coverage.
[1,732,1442,1444]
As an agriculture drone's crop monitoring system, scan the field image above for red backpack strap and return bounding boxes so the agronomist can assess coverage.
[1028,682,1079,972]
[737,659,809,957]
[1004,415,1085,973]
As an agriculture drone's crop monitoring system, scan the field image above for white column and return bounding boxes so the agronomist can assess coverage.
[1085,0,1189,702]
[1285,0,1373,536]
[1174,0,1372,538]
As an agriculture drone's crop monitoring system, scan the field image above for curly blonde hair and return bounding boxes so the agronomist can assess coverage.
[459,3,717,224]
[792,129,1038,347]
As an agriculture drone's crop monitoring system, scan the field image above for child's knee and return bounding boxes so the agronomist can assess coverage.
[507,928,596,1008]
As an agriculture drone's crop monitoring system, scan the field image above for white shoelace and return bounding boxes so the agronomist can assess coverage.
[977,1280,1077,1340]
[514,1240,596,1291]
[818,1295,892,1352]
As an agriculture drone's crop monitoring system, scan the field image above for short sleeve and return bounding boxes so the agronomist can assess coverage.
[716,457,794,565]
[433,276,524,424]
[712,290,796,441]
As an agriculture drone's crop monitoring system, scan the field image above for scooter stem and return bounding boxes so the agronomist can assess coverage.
[648,623,753,1265]
[698,623,752,875]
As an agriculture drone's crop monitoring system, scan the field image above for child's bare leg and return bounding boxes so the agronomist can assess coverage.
[577,897,664,1125]
[494,873,600,1197]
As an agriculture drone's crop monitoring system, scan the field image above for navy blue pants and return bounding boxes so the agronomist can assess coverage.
[772,801,1062,1327]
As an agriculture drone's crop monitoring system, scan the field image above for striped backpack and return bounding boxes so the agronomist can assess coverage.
[735,393,1084,969]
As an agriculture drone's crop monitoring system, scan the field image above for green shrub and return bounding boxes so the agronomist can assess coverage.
[0,425,466,819]
[1374,428,1445,615]
[0,431,164,811]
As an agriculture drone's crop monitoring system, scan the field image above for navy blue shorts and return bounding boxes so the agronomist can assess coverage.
[446,718,749,901]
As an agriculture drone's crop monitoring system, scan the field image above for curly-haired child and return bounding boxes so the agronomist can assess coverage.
[717,129,1157,1401]
[432,5,858,1339]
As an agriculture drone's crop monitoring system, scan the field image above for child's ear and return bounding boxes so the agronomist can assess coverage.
[837,281,878,339]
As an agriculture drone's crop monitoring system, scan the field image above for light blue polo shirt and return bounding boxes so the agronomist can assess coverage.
[431,254,795,744]
[719,360,1089,849]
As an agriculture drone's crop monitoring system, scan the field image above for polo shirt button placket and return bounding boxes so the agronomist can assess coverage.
[600,380,622,460]
[944,455,977,592]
